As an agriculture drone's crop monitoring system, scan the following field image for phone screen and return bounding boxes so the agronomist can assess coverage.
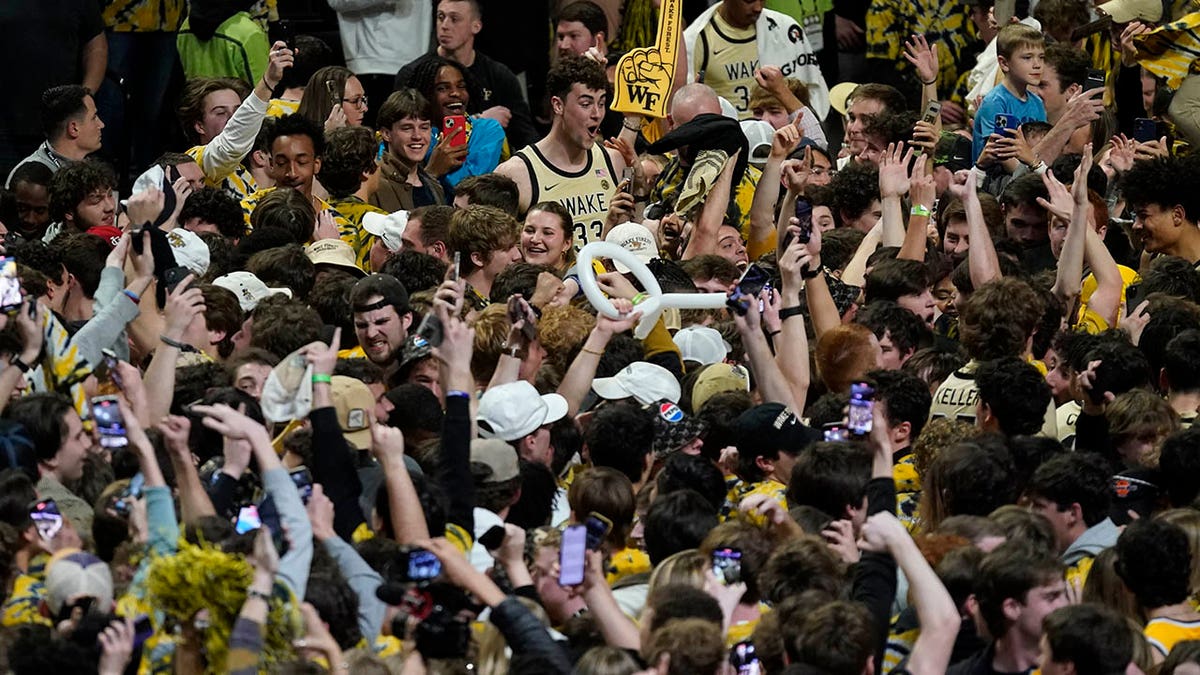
[559,525,587,586]
[712,547,742,585]
[407,548,443,581]
[730,641,761,675]
[452,251,461,282]
[1134,118,1158,143]
[258,496,289,556]
[0,258,22,314]
[289,468,313,504]
[793,199,813,245]
[92,396,129,449]
[235,505,261,534]
[31,499,63,541]
[726,264,770,315]
[584,514,612,550]
[823,423,850,442]
[848,381,875,436]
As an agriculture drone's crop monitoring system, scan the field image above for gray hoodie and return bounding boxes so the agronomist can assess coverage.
[1062,517,1120,567]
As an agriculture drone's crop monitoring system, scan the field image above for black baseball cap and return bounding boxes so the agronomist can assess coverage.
[733,403,822,459]
[351,273,411,315]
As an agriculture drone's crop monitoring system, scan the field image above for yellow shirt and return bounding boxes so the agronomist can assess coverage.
[1145,616,1200,656]
[327,196,386,271]
[240,186,353,235]
[695,12,759,118]
[723,478,788,525]
[1078,264,1139,325]
[266,98,300,118]
[186,144,258,202]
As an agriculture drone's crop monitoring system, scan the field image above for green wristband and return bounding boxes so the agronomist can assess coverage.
[312,374,333,385]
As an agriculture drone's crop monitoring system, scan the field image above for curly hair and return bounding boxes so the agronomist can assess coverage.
[975,357,1052,436]
[249,187,315,244]
[828,163,880,226]
[537,304,595,375]
[48,160,116,223]
[406,56,484,117]
[320,126,377,198]
[249,298,324,359]
[179,186,246,240]
[1116,519,1193,609]
[1027,452,1113,527]
[546,55,608,101]
[265,113,325,158]
[378,249,449,295]
[757,536,846,605]
[1122,156,1200,225]
[246,244,316,300]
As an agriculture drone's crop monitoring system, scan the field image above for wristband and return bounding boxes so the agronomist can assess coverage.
[767,329,782,338]
[800,265,821,279]
[446,390,471,399]
[159,335,196,353]
[122,289,140,304]
[920,77,937,85]
[247,588,272,603]
[910,204,931,218]
[1032,160,1048,175]
[623,120,642,132]
[582,346,605,356]
[10,357,30,373]
[779,306,805,321]
[312,374,333,385]
[631,292,648,305]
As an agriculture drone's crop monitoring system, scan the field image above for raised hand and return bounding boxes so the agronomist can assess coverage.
[1035,169,1073,222]
[878,143,914,198]
[903,34,939,86]
[163,276,205,338]
[265,41,294,88]
[770,124,801,160]
[1072,145,1093,206]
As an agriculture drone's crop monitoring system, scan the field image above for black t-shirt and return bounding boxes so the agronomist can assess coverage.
[947,646,1035,675]
[0,0,103,168]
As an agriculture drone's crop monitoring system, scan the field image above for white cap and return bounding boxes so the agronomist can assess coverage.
[166,228,210,276]
[592,361,681,405]
[213,271,293,312]
[741,120,775,167]
[478,381,569,441]
[673,325,730,366]
[604,222,657,273]
[362,210,408,253]
[718,96,740,121]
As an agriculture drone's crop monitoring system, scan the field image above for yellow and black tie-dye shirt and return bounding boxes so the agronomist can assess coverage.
[185,145,258,202]
[327,196,387,272]
[650,158,761,240]
[865,0,977,93]
[1,555,49,627]
[102,0,185,32]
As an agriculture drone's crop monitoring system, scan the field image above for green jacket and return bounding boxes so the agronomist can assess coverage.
[176,11,268,86]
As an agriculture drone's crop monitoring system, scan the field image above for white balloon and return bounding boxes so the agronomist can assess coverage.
[576,242,728,338]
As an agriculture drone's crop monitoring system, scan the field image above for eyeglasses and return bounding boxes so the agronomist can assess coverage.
[810,167,836,177]
[342,95,368,109]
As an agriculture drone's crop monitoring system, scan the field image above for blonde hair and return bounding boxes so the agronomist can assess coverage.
[648,549,708,595]
[470,303,512,384]
[477,597,549,675]
[538,304,596,375]
[996,23,1046,60]
[1107,389,1179,468]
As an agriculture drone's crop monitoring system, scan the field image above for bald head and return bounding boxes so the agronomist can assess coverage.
[670,84,722,127]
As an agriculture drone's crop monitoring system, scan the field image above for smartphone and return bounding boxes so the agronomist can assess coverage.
[276,18,294,47]
[848,381,875,436]
[822,423,850,442]
[478,524,506,550]
[559,524,588,586]
[92,395,129,449]
[289,467,313,505]
[132,615,154,651]
[994,0,1016,24]
[415,313,445,348]
[443,115,468,148]
[324,79,339,100]
[131,224,148,255]
[31,499,63,541]
[730,641,762,675]
[712,547,743,585]
[1085,68,1106,93]
[234,504,261,534]
[163,265,192,294]
[921,101,942,124]
[1134,117,1158,143]
[993,113,1019,136]
[452,251,461,282]
[403,547,443,582]
[726,263,770,316]
[621,167,634,192]
[793,198,813,245]
[507,295,537,343]
[93,349,124,393]
[584,512,613,550]
[0,258,22,315]
[258,496,289,556]
[115,472,145,516]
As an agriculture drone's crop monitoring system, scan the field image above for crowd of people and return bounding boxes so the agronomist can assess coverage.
[4,0,1200,673]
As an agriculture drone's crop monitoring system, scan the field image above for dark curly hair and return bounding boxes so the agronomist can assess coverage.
[959,277,1043,361]
[265,113,325,158]
[1116,518,1193,609]
[545,55,609,101]
[249,297,324,359]
[856,301,932,362]
[1027,452,1112,527]
[1122,155,1200,225]
[179,187,246,240]
[378,249,449,295]
[975,357,1052,436]
[828,163,880,226]
[48,160,116,223]
[406,56,484,118]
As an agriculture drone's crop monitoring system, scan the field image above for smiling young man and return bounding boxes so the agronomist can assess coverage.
[1122,155,1200,268]
[350,274,414,374]
[239,113,352,233]
[394,0,537,149]
[446,205,522,308]
[496,55,628,250]
[371,89,447,215]
[46,159,116,240]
